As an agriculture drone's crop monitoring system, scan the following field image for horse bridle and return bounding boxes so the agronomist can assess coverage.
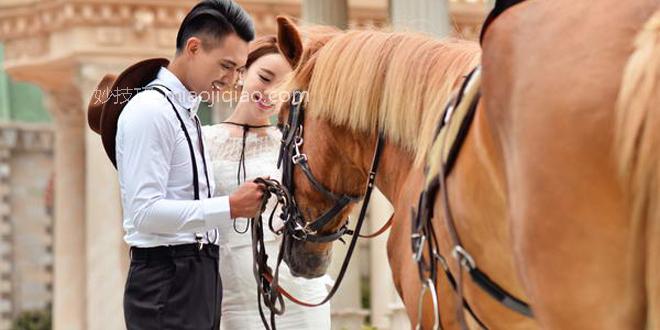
[247,90,386,330]
[277,90,385,243]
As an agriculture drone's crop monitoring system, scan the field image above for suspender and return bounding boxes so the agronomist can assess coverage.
[147,84,217,245]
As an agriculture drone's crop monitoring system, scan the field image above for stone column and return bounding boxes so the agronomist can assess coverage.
[302,0,348,29]
[327,205,369,330]
[80,63,128,330]
[389,293,410,329]
[389,0,452,37]
[368,189,399,330]
[47,86,87,330]
[0,136,13,330]
[5,124,54,319]
[327,244,368,330]
[299,1,362,325]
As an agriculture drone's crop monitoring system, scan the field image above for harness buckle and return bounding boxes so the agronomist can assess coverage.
[294,133,304,147]
[292,153,308,164]
[411,233,426,262]
[452,245,476,270]
[433,250,450,272]
[415,278,440,330]
[291,222,309,241]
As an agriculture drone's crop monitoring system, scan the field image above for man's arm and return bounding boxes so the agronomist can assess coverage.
[117,91,233,235]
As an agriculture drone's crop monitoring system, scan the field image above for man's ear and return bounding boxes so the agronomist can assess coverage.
[276,16,303,68]
[185,37,203,56]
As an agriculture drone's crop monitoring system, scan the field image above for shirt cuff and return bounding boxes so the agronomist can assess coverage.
[201,196,231,228]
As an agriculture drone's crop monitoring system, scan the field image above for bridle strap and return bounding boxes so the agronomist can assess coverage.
[278,90,369,243]
[358,216,393,238]
[252,132,386,330]
[306,194,355,232]
[296,157,360,203]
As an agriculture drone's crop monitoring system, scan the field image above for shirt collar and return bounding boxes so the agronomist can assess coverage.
[153,67,201,117]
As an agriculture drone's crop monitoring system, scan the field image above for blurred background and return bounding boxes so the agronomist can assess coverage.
[0,0,491,329]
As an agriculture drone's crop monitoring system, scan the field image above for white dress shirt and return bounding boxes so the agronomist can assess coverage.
[116,67,231,247]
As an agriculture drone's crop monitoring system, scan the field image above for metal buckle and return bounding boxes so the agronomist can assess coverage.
[433,251,450,272]
[411,233,426,262]
[291,222,308,241]
[195,233,205,251]
[415,278,440,330]
[292,153,308,164]
[291,229,308,241]
[294,128,304,146]
[452,245,476,270]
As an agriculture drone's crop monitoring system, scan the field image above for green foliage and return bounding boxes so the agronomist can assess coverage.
[12,309,52,330]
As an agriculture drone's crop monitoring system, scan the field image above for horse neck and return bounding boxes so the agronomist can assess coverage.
[372,142,417,203]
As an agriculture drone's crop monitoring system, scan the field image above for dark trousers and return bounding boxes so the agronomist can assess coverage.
[124,244,222,330]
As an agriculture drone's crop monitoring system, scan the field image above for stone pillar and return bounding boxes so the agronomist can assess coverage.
[328,205,369,330]
[389,0,452,37]
[368,189,399,330]
[5,124,54,319]
[47,86,87,330]
[0,140,13,330]
[389,293,410,329]
[80,63,128,330]
[302,0,348,29]
[300,1,360,324]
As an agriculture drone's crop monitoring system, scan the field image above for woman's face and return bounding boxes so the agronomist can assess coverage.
[239,53,292,120]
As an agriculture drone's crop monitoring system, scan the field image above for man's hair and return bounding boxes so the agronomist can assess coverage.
[176,0,255,53]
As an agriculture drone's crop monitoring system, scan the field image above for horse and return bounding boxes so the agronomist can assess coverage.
[274,0,660,326]
[273,17,534,329]
[479,0,659,328]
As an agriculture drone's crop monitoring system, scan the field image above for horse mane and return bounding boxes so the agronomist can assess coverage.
[288,29,481,164]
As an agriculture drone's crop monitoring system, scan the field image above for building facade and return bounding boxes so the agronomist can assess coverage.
[0,44,54,330]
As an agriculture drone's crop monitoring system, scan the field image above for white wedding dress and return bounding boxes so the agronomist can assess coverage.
[203,124,332,330]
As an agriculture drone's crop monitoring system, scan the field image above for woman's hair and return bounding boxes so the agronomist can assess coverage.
[246,35,280,68]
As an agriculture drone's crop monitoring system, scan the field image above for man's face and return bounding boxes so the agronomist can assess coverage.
[184,32,249,101]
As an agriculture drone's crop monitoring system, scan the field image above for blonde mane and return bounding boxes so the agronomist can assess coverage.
[288,29,481,164]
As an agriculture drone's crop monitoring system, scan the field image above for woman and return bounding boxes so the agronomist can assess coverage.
[203,35,332,330]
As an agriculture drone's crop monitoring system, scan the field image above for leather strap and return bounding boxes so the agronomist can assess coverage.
[480,0,529,43]
[147,84,214,244]
[252,132,386,330]
[358,216,392,238]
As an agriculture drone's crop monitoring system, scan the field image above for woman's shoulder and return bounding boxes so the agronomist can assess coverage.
[202,124,231,146]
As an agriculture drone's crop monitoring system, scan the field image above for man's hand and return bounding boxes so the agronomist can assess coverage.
[229,180,267,218]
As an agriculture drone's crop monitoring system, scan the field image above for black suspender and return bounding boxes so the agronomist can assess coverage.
[147,84,216,245]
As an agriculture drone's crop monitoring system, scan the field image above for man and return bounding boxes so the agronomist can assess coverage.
[115,1,263,329]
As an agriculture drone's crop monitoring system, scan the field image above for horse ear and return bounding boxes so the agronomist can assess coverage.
[276,16,303,68]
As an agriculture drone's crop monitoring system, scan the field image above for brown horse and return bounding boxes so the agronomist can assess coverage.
[274,17,534,329]
[274,0,660,326]
[480,0,659,328]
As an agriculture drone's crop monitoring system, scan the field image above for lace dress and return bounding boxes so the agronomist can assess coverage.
[203,124,332,330]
